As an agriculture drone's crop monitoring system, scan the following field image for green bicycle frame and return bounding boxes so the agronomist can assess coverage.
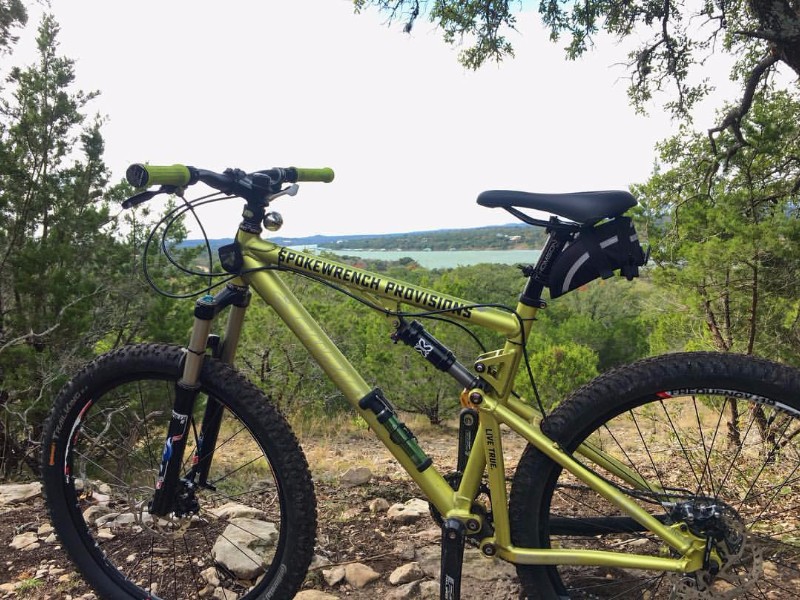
[200,229,706,574]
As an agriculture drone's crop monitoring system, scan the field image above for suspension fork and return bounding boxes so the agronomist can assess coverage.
[148,283,251,516]
[192,285,251,488]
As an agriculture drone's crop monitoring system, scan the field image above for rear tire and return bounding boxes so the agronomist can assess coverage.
[510,352,800,599]
[41,343,316,600]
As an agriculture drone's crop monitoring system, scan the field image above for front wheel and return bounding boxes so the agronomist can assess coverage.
[510,352,800,599]
[41,343,316,600]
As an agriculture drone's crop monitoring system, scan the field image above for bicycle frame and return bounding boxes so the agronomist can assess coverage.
[179,229,708,575]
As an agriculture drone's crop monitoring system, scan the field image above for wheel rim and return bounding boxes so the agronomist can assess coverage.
[60,375,289,599]
[541,391,800,599]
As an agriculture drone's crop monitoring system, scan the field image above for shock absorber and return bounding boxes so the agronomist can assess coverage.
[391,319,480,389]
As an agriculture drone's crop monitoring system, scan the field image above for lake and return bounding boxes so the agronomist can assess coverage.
[291,247,541,269]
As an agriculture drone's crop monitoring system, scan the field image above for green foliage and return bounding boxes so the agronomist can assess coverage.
[0,15,194,477]
[515,342,599,410]
[0,0,25,58]
[0,15,118,475]
[538,279,651,371]
[635,90,800,363]
[234,260,650,423]
[355,0,516,69]
[356,0,800,147]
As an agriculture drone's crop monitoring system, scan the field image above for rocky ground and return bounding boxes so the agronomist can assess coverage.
[0,420,527,600]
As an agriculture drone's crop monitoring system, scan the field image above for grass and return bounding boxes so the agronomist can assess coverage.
[15,577,44,596]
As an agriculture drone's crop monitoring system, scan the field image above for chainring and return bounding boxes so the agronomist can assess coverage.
[428,472,493,543]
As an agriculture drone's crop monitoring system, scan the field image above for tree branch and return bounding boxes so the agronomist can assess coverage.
[707,51,779,162]
[0,291,101,355]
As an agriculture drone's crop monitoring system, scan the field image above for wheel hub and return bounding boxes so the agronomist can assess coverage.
[669,500,762,599]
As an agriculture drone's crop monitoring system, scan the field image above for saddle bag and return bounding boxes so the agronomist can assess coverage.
[547,216,647,299]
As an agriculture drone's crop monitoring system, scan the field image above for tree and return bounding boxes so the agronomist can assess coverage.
[514,342,599,410]
[0,15,138,476]
[636,90,800,446]
[0,0,25,58]
[356,0,800,152]
[535,279,652,371]
[636,90,800,362]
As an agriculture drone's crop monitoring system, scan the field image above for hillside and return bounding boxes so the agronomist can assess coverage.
[183,223,546,252]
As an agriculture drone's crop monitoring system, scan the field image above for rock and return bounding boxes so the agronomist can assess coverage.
[310,554,331,569]
[387,498,430,524]
[103,513,143,528]
[389,580,420,600]
[213,588,238,600]
[10,531,39,550]
[82,505,113,526]
[200,566,220,587]
[295,591,340,600]
[419,580,439,599]
[393,540,416,561]
[96,528,115,541]
[389,561,425,585]
[415,546,516,581]
[369,497,391,513]
[210,502,267,521]
[37,523,54,536]
[323,565,346,586]
[91,491,111,505]
[412,527,441,543]
[341,506,363,520]
[0,482,42,505]
[340,467,373,487]
[211,518,278,579]
[344,562,381,588]
[462,548,517,580]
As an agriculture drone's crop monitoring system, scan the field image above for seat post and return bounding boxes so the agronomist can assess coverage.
[519,219,574,307]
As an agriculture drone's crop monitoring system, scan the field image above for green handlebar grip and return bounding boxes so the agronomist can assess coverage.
[294,167,334,183]
[126,164,192,188]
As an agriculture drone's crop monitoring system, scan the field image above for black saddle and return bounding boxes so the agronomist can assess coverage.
[477,190,636,225]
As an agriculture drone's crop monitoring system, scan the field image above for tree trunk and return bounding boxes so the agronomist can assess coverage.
[749,0,800,76]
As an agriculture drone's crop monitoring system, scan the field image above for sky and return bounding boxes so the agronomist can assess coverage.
[6,0,727,239]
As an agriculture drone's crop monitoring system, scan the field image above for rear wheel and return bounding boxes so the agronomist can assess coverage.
[510,352,800,599]
[41,343,316,600]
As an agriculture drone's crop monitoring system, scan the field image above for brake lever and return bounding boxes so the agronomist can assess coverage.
[121,185,182,209]
[122,189,160,209]
[267,183,299,202]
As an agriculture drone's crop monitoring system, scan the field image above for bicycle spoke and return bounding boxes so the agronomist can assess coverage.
[630,408,671,495]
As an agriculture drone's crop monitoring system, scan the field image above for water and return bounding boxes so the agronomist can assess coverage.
[291,247,541,269]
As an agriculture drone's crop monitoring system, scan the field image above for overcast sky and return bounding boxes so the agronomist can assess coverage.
[9,1,719,238]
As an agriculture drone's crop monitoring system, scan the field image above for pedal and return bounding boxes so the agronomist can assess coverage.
[440,518,466,600]
[456,408,479,473]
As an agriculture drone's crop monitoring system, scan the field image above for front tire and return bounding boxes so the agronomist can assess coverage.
[41,343,316,600]
[510,352,800,599]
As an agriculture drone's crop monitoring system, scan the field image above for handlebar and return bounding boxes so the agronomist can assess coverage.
[123,163,334,208]
[126,164,334,188]
[126,164,193,188]
[293,167,335,183]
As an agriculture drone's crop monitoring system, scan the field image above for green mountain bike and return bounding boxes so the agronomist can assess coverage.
[41,163,800,599]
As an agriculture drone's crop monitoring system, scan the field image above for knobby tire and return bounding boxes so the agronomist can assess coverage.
[510,352,800,599]
[41,344,316,600]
